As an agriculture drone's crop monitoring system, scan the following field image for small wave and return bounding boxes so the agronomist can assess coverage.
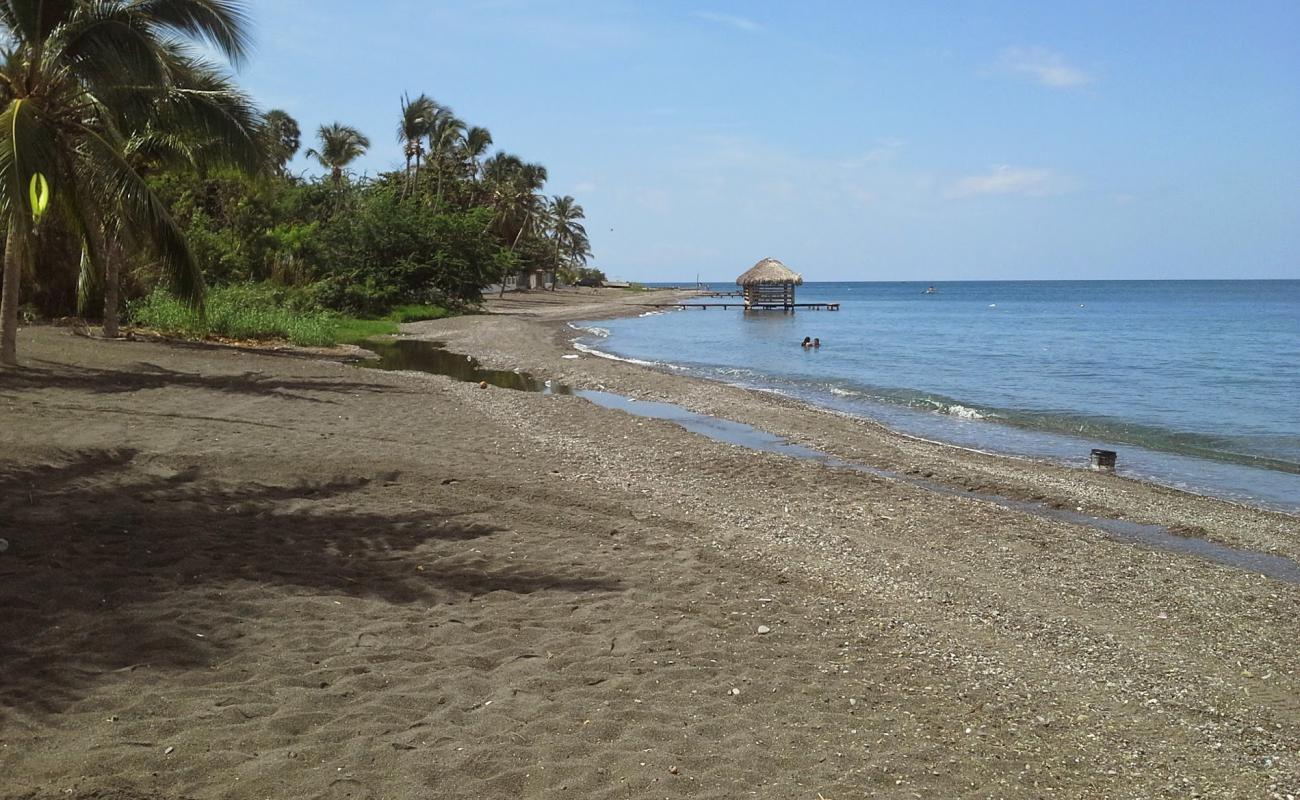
[572,342,674,368]
[916,397,988,420]
[572,325,610,338]
[943,404,987,420]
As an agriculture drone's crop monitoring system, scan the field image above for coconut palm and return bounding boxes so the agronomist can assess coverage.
[425,109,465,211]
[86,52,262,336]
[545,195,591,290]
[457,125,493,204]
[396,93,437,195]
[262,109,301,176]
[482,153,548,294]
[307,122,370,190]
[0,0,258,366]
[460,126,493,182]
[483,154,548,247]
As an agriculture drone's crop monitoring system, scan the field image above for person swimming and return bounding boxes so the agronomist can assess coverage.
[801,337,812,348]
[813,337,821,348]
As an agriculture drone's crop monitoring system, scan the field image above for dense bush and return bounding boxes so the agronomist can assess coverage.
[143,172,506,318]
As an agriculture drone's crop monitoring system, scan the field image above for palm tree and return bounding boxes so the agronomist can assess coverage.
[460,126,493,180]
[546,195,591,290]
[457,125,493,203]
[427,109,465,211]
[396,93,437,195]
[0,0,258,366]
[482,153,548,294]
[262,109,301,176]
[87,51,262,336]
[307,123,370,190]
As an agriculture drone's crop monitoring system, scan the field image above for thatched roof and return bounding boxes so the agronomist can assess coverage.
[737,257,803,286]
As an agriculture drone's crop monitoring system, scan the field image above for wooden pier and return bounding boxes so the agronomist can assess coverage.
[639,302,840,311]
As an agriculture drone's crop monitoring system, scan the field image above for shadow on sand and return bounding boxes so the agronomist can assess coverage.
[0,359,405,403]
[0,449,619,716]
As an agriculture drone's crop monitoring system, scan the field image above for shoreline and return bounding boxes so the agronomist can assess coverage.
[562,299,1300,515]
[2,293,1298,798]
[408,289,1300,562]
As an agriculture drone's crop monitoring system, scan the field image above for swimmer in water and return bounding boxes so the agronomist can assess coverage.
[813,337,821,348]
[801,337,812,348]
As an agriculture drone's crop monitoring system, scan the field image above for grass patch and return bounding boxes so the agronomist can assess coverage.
[129,287,458,348]
[387,304,453,323]
[329,317,397,344]
[130,286,335,346]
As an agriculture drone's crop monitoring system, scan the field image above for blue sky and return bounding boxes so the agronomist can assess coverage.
[235,1,1299,282]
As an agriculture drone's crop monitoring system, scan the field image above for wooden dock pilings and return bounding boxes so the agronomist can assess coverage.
[638,302,840,311]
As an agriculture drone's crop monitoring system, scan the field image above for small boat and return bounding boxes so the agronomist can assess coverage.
[923,285,937,294]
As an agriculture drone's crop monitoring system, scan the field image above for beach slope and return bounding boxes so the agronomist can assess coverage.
[1,292,1297,799]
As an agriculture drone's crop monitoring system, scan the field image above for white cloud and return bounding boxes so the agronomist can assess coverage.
[996,46,1093,89]
[838,138,906,169]
[944,165,1072,198]
[573,181,599,193]
[692,11,761,32]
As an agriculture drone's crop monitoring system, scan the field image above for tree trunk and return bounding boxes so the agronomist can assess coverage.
[552,238,562,291]
[102,235,122,338]
[433,160,445,214]
[1,226,24,367]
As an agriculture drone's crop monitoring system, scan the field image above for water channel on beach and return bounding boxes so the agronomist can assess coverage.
[359,338,1300,585]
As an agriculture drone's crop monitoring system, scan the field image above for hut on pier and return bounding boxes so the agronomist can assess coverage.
[737,257,803,309]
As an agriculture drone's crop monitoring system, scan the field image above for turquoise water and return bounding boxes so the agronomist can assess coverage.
[576,280,1300,512]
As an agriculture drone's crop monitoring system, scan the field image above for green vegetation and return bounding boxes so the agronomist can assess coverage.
[130,287,336,347]
[129,287,454,347]
[0,0,261,365]
[0,1,596,364]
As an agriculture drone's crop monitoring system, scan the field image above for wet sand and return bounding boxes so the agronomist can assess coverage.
[1,288,1297,799]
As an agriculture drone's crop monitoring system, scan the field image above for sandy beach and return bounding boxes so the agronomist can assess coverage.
[2,288,1298,799]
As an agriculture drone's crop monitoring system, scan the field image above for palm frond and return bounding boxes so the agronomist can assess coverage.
[397,92,438,143]
[0,0,75,46]
[50,3,171,95]
[127,0,252,65]
[76,121,204,306]
[150,50,264,172]
[0,97,63,230]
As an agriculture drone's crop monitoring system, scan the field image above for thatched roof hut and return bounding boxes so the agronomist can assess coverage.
[737,257,803,287]
[736,258,802,308]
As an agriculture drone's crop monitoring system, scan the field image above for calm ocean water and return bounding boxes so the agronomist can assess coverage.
[576,280,1300,513]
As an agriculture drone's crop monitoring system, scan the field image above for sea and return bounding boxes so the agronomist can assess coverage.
[573,280,1300,514]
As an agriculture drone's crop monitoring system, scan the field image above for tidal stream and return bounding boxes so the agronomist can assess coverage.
[360,338,1300,584]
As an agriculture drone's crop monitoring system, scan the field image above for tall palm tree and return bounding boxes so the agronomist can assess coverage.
[396,93,437,195]
[546,195,590,290]
[482,153,548,294]
[0,0,258,366]
[460,126,493,181]
[262,109,301,176]
[306,122,370,190]
[427,109,465,212]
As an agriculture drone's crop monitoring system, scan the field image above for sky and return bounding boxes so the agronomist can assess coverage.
[232,1,1300,282]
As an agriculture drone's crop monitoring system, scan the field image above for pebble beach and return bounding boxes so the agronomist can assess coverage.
[2,288,1298,799]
